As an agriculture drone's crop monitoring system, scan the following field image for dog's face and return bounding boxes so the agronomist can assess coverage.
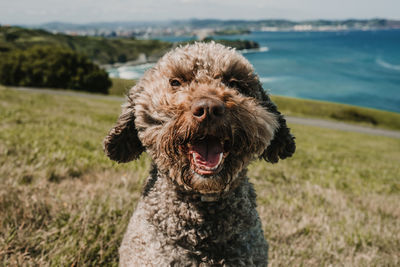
[104,43,295,194]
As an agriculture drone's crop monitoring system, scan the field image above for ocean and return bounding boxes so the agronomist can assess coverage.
[107,30,400,113]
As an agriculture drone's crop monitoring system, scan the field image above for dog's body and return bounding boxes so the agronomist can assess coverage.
[104,43,295,266]
[120,170,268,266]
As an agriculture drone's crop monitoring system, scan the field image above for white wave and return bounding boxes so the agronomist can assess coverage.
[108,72,119,78]
[116,66,130,72]
[376,58,400,71]
[108,63,155,79]
[239,46,269,54]
[114,63,154,73]
[118,70,143,80]
[128,63,156,70]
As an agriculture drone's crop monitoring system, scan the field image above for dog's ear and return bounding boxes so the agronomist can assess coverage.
[258,87,296,163]
[103,97,145,163]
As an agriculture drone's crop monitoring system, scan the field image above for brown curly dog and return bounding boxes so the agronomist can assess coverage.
[104,42,295,266]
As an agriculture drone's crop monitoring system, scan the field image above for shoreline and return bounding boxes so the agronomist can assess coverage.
[100,53,159,70]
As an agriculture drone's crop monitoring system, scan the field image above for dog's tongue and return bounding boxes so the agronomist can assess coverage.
[191,137,223,167]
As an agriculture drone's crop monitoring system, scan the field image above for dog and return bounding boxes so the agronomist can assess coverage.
[104,42,295,266]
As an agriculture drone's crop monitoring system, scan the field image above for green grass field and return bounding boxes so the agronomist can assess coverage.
[109,78,136,96]
[0,87,399,266]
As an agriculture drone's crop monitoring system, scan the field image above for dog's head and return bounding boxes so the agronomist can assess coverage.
[104,42,295,194]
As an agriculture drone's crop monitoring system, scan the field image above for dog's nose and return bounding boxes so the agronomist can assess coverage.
[191,97,225,122]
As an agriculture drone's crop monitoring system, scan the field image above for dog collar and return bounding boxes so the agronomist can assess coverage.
[200,194,220,202]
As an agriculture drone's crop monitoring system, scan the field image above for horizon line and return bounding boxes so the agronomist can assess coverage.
[3,17,400,27]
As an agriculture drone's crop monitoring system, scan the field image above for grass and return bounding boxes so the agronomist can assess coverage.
[255,126,400,266]
[109,78,136,96]
[0,87,399,266]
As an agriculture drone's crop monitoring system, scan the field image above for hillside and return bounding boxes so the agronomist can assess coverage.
[0,26,261,65]
[0,26,171,64]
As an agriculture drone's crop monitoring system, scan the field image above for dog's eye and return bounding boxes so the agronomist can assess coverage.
[170,79,182,87]
[228,79,240,88]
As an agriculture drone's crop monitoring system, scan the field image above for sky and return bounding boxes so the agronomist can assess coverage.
[1,0,400,25]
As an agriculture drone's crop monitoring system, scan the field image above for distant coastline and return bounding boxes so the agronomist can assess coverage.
[26,18,400,39]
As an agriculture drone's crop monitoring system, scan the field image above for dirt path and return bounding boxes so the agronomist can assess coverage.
[286,117,400,139]
[8,86,400,139]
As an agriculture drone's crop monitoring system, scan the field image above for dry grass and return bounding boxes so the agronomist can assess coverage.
[250,124,400,266]
[1,87,399,266]
[109,78,136,96]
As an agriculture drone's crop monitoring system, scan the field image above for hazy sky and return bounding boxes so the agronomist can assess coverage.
[1,0,400,25]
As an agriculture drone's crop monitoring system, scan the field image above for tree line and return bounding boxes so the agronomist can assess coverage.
[0,46,111,93]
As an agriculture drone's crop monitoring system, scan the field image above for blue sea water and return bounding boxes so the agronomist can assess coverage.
[108,30,400,113]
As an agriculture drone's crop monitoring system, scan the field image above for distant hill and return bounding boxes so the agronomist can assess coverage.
[0,26,261,65]
[0,26,171,64]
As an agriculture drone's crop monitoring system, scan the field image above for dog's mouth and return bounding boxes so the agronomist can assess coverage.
[187,136,229,176]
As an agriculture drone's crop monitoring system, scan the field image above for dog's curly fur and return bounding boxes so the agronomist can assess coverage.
[104,42,295,266]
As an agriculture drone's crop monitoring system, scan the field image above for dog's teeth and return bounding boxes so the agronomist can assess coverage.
[193,153,199,164]
[217,152,223,166]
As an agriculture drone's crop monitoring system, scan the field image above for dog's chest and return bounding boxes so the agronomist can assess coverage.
[142,178,260,257]
[152,198,255,243]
